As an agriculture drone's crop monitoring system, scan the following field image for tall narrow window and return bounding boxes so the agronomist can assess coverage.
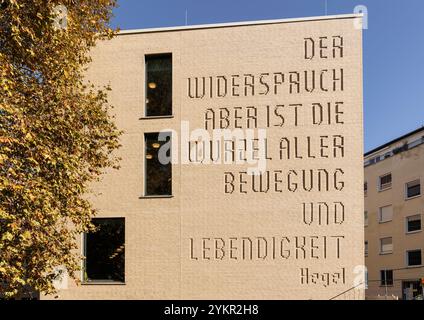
[405,180,421,199]
[145,132,172,196]
[145,54,172,117]
[364,211,369,226]
[84,218,125,283]
[364,182,368,196]
[365,241,368,256]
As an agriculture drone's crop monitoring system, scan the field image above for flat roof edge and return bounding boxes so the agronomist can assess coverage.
[117,13,363,35]
[364,127,424,157]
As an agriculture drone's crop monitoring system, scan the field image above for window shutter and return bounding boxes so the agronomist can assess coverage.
[380,205,393,222]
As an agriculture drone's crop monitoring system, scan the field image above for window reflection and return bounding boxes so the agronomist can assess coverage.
[145,132,172,196]
[145,54,172,117]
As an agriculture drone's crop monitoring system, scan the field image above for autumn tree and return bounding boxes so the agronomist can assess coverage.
[0,0,121,298]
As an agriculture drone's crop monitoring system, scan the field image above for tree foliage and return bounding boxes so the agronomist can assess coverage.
[0,0,121,298]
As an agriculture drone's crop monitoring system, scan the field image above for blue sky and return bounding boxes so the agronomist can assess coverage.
[111,0,424,152]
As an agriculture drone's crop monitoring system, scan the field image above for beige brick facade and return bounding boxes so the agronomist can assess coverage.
[45,14,364,300]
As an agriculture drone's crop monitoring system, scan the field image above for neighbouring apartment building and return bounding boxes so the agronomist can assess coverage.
[45,14,364,300]
[365,127,424,300]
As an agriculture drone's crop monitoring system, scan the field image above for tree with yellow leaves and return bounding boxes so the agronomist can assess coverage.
[0,0,121,298]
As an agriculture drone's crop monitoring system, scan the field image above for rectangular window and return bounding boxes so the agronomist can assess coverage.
[380,237,393,254]
[364,211,369,226]
[144,132,172,196]
[365,241,368,256]
[406,215,421,233]
[379,205,393,223]
[84,218,125,283]
[380,270,393,286]
[407,250,422,266]
[379,173,392,191]
[406,180,421,199]
[364,182,368,196]
[145,54,172,117]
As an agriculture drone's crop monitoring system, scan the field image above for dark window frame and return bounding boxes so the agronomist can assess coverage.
[406,215,422,233]
[83,217,125,283]
[407,249,422,267]
[406,180,421,199]
[144,132,172,197]
[380,269,393,286]
[145,53,173,117]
